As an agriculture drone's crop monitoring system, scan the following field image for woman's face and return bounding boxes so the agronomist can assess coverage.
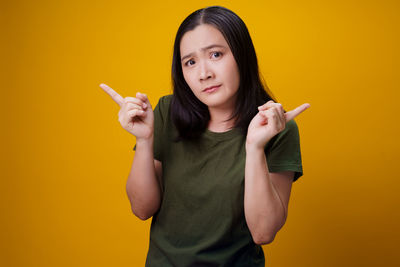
[180,24,240,110]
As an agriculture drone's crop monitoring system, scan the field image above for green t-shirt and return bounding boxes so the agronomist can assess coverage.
[133,95,303,266]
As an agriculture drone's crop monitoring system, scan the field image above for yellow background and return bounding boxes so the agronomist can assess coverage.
[2,0,399,266]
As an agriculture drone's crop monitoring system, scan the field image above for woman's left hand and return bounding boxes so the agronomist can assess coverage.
[246,100,310,150]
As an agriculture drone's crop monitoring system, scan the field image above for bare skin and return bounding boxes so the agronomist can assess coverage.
[100,83,161,220]
[245,100,310,244]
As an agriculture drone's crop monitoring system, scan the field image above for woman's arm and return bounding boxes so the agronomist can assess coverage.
[99,83,163,221]
[126,138,162,221]
[245,100,309,245]
[244,144,294,245]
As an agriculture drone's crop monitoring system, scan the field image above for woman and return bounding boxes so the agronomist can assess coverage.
[101,5,309,266]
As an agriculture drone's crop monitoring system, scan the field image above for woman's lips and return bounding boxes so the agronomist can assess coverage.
[203,85,221,93]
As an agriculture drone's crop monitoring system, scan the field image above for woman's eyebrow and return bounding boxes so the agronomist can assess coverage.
[181,44,226,62]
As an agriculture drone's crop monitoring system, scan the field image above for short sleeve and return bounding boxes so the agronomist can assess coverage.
[264,119,304,182]
[133,96,168,161]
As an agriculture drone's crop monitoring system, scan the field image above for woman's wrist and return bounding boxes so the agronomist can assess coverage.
[245,133,273,150]
[245,139,267,153]
[136,135,154,149]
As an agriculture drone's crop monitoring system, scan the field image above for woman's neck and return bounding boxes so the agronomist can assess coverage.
[207,107,236,133]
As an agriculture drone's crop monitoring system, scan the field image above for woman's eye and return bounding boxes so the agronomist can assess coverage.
[211,52,222,58]
[186,60,195,66]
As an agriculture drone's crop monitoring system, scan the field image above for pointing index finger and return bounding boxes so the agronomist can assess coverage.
[285,103,311,122]
[99,83,124,106]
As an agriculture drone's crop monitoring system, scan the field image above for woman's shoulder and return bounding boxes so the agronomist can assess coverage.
[278,119,300,141]
[157,94,173,106]
[284,119,299,133]
[154,94,173,116]
[265,119,299,149]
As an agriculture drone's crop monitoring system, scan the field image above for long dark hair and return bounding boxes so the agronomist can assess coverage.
[171,5,276,141]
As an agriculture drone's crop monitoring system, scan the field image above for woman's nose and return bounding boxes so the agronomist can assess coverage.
[199,61,213,81]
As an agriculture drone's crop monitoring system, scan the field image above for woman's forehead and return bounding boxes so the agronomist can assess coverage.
[180,24,229,56]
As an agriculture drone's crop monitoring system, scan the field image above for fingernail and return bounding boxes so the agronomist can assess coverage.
[143,103,147,108]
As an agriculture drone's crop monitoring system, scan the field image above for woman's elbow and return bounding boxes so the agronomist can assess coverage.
[253,232,276,245]
[131,207,153,221]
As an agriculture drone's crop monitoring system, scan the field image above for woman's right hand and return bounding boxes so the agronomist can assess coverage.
[100,83,154,140]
